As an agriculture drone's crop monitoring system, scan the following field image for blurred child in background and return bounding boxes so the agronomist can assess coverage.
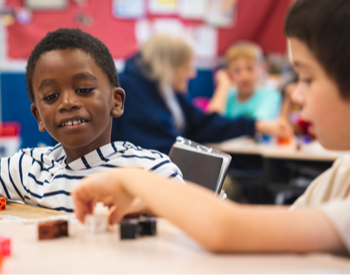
[208,42,282,121]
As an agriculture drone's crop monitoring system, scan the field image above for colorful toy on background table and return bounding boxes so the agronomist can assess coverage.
[0,235,11,257]
[38,220,68,240]
[277,136,292,146]
[0,198,6,210]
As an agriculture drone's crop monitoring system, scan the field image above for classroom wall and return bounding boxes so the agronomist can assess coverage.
[5,0,292,59]
[0,72,54,148]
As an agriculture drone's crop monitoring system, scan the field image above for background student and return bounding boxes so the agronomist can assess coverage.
[0,28,183,213]
[208,42,282,120]
[111,34,291,155]
[73,0,350,254]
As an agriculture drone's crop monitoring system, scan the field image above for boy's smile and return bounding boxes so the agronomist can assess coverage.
[31,49,125,163]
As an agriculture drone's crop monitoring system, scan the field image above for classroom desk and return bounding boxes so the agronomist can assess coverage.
[207,137,350,203]
[3,201,68,220]
[1,203,350,273]
[207,136,348,161]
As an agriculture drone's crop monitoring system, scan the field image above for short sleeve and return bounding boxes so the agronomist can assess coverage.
[320,198,350,253]
[254,89,282,120]
[0,151,30,202]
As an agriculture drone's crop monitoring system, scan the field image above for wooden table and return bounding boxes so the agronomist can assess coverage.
[4,201,68,220]
[1,203,350,273]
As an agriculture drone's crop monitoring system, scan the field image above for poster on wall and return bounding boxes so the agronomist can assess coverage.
[112,0,146,19]
[25,0,67,10]
[149,0,177,15]
[178,0,208,20]
[206,0,236,28]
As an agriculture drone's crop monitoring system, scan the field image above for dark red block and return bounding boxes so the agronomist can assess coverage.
[38,220,68,240]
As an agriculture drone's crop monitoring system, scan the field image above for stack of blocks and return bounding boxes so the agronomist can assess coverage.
[38,220,68,240]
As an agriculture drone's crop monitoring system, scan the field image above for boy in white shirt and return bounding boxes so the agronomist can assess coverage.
[72,0,350,253]
[0,28,183,213]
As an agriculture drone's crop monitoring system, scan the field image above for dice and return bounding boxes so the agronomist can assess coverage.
[0,197,6,210]
[0,235,11,257]
[38,219,68,240]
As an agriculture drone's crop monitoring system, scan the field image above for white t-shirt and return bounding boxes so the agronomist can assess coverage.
[0,141,184,212]
[291,155,350,253]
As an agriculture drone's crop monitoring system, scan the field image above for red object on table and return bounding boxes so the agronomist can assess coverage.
[0,236,11,257]
[0,198,6,210]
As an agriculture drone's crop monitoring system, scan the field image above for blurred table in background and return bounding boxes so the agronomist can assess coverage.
[207,137,349,204]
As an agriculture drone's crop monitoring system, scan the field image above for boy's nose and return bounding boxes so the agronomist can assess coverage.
[58,90,81,112]
[291,82,305,106]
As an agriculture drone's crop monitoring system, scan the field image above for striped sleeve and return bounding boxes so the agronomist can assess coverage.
[0,151,32,201]
[145,156,184,183]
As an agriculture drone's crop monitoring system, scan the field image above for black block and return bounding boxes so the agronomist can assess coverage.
[139,220,157,236]
[120,223,141,239]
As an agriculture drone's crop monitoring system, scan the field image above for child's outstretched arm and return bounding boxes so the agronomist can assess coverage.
[207,69,232,114]
[72,168,344,253]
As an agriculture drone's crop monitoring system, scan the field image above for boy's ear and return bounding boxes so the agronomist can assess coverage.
[110,87,125,118]
[30,103,46,132]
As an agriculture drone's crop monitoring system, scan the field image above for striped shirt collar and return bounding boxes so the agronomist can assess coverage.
[51,142,126,171]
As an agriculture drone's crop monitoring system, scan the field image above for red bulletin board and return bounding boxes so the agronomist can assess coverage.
[5,0,292,60]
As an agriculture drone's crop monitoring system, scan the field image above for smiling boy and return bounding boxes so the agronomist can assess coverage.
[0,29,183,212]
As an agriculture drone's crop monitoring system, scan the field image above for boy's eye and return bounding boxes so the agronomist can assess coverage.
[76,88,94,94]
[43,94,58,101]
[300,78,312,85]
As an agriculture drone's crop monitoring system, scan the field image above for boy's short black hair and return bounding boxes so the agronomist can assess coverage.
[285,0,350,98]
[26,28,120,102]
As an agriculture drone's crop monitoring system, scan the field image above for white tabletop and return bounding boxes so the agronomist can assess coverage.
[207,137,350,161]
[1,216,350,273]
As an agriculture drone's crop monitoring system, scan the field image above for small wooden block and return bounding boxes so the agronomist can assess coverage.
[55,220,68,236]
[0,235,11,257]
[0,197,6,211]
[38,220,68,240]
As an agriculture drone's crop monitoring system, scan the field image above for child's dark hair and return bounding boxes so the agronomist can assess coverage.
[25,28,120,102]
[285,0,350,98]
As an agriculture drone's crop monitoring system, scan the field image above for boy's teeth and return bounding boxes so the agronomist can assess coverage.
[62,119,86,126]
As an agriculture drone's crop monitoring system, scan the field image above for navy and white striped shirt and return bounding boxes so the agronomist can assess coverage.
[0,141,183,212]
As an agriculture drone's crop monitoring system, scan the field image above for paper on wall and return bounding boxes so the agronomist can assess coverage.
[112,0,146,19]
[149,0,177,15]
[178,0,208,20]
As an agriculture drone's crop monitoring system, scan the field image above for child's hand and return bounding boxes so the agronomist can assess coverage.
[256,119,293,138]
[71,170,136,224]
[215,69,232,89]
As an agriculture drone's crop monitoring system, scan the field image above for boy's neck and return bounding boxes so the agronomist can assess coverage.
[63,140,111,164]
[237,90,254,102]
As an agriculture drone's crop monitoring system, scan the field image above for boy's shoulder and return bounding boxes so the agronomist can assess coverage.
[20,143,65,161]
[112,141,169,162]
[109,141,183,181]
